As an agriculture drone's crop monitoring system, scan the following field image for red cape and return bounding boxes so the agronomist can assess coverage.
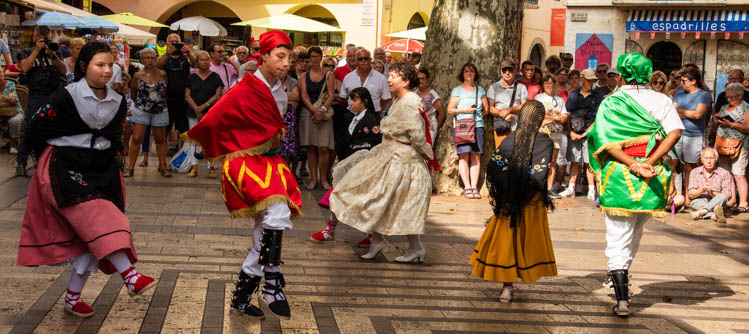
[185,73,285,159]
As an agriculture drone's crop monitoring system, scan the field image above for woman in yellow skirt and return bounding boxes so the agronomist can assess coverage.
[470,100,558,303]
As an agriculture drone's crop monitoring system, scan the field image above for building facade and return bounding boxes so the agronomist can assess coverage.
[565,0,749,94]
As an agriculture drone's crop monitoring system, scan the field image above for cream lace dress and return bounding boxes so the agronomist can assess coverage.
[329,91,433,235]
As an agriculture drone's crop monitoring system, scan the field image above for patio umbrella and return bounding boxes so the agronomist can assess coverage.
[381,39,424,54]
[386,27,427,41]
[79,15,120,31]
[22,11,85,29]
[101,12,168,28]
[232,14,342,33]
[170,16,227,37]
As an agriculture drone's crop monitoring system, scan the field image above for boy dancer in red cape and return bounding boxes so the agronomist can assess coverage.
[185,30,301,320]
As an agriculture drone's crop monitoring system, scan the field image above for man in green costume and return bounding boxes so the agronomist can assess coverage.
[588,53,684,317]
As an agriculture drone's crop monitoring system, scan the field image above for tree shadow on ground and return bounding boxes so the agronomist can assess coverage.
[634,275,736,311]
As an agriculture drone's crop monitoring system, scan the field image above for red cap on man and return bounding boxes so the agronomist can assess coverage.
[249,30,292,66]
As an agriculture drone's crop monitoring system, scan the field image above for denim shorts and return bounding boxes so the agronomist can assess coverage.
[131,108,169,127]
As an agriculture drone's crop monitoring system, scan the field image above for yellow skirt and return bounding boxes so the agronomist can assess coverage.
[469,198,557,283]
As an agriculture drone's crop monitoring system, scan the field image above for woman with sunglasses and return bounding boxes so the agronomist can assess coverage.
[648,71,668,94]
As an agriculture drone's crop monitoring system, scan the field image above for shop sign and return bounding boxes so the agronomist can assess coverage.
[550,8,566,46]
[627,9,749,33]
[574,33,613,71]
[570,12,587,22]
[361,0,375,26]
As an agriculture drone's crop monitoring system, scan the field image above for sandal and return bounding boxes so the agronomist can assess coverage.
[158,167,172,177]
[471,188,482,200]
[736,206,748,213]
[321,181,331,190]
[305,182,317,190]
[138,159,148,167]
[123,168,134,178]
[463,188,472,199]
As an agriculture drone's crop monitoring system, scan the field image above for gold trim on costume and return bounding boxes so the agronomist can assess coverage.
[591,135,650,165]
[228,194,302,219]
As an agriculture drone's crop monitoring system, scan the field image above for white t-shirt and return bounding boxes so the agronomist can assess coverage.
[340,69,391,112]
[107,64,122,89]
[534,93,568,114]
[619,85,684,134]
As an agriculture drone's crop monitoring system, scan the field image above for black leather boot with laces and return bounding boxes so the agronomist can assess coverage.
[230,271,264,318]
[261,271,290,320]
[610,269,632,317]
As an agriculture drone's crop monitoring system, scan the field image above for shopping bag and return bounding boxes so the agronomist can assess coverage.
[170,143,197,172]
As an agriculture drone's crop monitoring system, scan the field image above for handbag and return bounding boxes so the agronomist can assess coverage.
[544,97,564,134]
[454,86,478,144]
[494,82,516,135]
[715,135,743,159]
[0,106,18,117]
[312,71,333,120]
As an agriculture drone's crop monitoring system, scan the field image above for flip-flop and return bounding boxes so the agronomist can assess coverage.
[736,206,748,213]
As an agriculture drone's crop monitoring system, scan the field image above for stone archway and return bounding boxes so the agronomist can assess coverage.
[530,43,544,67]
[646,41,682,77]
[407,12,428,30]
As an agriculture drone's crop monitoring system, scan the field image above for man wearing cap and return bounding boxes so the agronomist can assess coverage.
[185,30,300,320]
[587,53,683,317]
[487,59,528,148]
[408,52,421,68]
[594,68,620,97]
[558,69,603,199]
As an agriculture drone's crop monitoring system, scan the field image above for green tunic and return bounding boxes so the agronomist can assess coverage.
[587,90,672,217]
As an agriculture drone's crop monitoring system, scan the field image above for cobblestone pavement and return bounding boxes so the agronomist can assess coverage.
[0,152,747,334]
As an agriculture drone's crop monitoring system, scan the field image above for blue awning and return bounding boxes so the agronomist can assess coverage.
[627,9,749,32]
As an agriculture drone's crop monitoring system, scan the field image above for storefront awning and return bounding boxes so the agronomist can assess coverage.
[627,9,749,32]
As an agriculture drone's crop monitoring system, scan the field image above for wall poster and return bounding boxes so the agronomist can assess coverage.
[574,33,613,70]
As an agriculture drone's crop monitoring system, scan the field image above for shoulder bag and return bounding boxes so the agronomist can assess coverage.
[312,71,333,120]
[715,135,742,159]
[454,86,478,144]
[493,82,516,135]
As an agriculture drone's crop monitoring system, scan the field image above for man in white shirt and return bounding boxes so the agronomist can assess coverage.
[339,49,391,116]
[107,45,122,93]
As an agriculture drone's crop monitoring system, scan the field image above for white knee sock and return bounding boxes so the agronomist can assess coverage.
[106,251,133,274]
[68,271,90,293]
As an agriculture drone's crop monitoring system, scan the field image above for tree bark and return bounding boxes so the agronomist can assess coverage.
[423,0,524,196]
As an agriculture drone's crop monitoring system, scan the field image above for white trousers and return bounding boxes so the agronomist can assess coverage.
[241,202,293,277]
[604,213,648,271]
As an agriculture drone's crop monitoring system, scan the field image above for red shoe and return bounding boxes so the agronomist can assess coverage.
[121,267,157,296]
[64,289,94,318]
[356,235,371,248]
[310,219,336,241]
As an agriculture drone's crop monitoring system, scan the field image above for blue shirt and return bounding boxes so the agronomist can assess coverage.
[450,85,486,128]
[673,88,712,137]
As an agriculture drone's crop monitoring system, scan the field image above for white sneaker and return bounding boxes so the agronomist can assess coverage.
[9,147,17,154]
[558,187,575,198]
[587,189,596,200]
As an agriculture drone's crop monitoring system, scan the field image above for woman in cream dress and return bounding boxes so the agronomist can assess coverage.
[329,63,438,263]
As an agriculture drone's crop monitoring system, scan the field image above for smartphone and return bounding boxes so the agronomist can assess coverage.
[172,42,184,50]
[719,115,735,122]
[184,39,193,44]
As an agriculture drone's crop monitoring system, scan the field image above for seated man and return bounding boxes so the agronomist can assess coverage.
[688,147,734,223]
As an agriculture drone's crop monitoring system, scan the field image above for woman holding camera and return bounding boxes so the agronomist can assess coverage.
[713,83,749,209]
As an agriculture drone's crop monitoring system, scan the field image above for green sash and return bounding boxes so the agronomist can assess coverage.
[587,90,671,217]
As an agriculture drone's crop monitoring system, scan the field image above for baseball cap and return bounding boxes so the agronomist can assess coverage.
[581,69,597,80]
[607,68,619,75]
[500,59,516,69]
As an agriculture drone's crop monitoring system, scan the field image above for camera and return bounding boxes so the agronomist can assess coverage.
[43,38,59,52]
[171,43,184,56]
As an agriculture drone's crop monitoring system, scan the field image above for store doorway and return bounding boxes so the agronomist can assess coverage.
[530,44,544,67]
[647,41,682,76]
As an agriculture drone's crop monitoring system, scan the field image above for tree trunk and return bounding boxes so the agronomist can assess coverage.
[423,0,524,196]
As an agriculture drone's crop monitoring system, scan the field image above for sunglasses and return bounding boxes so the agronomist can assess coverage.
[357,57,371,61]
[501,67,514,73]
[680,79,691,83]
[653,81,665,85]
[597,70,607,73]
[323,64,335,68]
[252,47,260,51]
[562,58,573,62]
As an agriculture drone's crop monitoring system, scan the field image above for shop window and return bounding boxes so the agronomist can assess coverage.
[716,40,749,75]
[646,41,682,77]
[684,40,706,71]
